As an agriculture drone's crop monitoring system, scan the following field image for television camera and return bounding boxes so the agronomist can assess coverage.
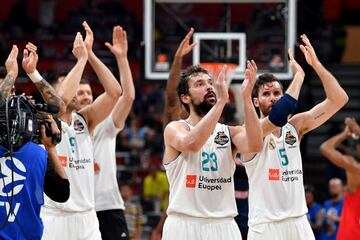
[0,95,61,149]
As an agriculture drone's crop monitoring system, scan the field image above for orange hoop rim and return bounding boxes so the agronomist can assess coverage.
[199,62,237,77]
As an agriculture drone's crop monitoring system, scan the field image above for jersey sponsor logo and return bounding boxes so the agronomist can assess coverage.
[186,174,232,191]
[186,175,196,188]
[198,176,232,191]
[94,162,100,173]
[285,131,296,145]
[214,131,229,146]
[281,169,302,182]
[68,157,92,170]
[0,157,26,222]
[59,155,67,167]
[269,138,276,150]
[268,168,280,181]
[73,119,85,133]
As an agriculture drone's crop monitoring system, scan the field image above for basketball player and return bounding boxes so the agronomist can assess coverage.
[162,59,262,239]
[320,117,360,240]
[90,25,134,240]
[242,34,349,240]
[41,22,122,240]
[152,28,196,240]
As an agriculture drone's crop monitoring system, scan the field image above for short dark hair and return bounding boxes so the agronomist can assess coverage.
[177,65,210,113]
[80,78,90,85]
[252,73,284,98]
[47,71,68,88]
[304,184,315,194]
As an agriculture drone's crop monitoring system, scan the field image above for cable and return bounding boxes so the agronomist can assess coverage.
[0,96,15,231]
[0,96,30,239]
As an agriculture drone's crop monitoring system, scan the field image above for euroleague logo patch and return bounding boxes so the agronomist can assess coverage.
[214,131,229,146]
[285,131,296,145]
[73,119,85,133]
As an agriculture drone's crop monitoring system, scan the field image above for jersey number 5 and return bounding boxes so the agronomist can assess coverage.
[279,148,289,166]
[201,152,218,172]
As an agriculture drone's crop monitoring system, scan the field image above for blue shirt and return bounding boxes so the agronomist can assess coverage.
[0,142,47,240]
[306,202,324,240]
[322,197,344,240]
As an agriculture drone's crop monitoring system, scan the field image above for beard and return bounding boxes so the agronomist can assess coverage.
[192,92,216,116]
[67,97,77,111]
[258,104,272,117]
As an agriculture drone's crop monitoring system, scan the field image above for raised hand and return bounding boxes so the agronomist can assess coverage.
[215,65,229,103]
[5,45,19,76]
[82,21,94,52]
[72,32,88,62]
[288,48,304,77]
[22,42,38,74]
[299,34,319,67]
[242,60,257,100]
[105,26,128,58]
[175,27,196,58]
[345,117,360,136]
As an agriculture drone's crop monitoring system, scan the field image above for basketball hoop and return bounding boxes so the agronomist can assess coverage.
[200,62,238,86]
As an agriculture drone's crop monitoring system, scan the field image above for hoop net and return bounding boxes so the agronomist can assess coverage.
[199,62,238,86]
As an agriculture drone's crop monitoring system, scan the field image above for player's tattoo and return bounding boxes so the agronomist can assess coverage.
[0,73,16,96]
[35,79,65,111]
[314,112,325,120]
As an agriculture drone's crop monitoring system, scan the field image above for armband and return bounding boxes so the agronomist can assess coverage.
[27,70,43,83]
[268,93,298,127]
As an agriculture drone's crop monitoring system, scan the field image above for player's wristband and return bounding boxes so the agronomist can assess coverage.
[269,93,298,127]
[352,133,359,140]
[27,70,43,83]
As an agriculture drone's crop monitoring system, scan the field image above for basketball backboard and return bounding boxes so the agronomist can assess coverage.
[144,0,296,81]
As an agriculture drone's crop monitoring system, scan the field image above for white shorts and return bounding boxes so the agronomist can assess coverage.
[162,213,241,240]
[248,215,315,240]
[41,208,102,240]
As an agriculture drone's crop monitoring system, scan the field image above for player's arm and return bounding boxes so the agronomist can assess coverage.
[320,119,360,174]
[0,45,18,96]
[289,34,348,137]
[241,51,302,160]
[105,26,135,128]
[79,21,122,132]
[22,42,66,115]
[345,117,360,136]
[231,60,263,154]
[163,28,196,127]
[56,32,88,108]
[261,48,305,136]
[164,67,228,158]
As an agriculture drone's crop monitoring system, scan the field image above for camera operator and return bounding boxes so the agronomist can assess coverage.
[0,45,70,240]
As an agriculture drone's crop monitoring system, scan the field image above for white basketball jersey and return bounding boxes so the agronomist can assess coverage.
[242,123,307,229]
[43,112,95,212]
[93,115,125,211]
[165,121,237,218]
